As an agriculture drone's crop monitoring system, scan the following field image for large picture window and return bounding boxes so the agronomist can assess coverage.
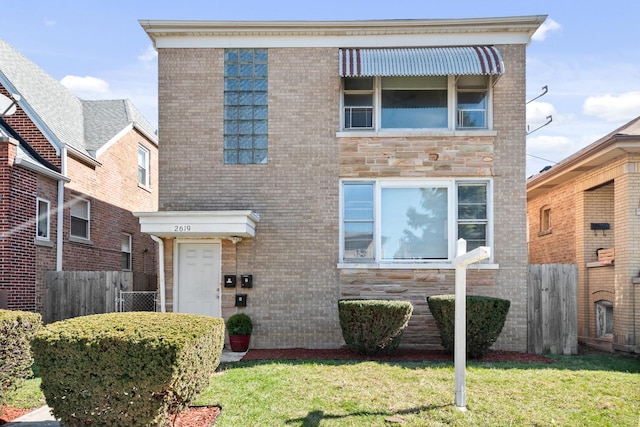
[224,48,268,164]
[341,180,490,264]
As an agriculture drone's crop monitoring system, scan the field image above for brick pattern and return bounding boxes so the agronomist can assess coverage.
[156,43,530,351]
[0,84,158,313]
[527,181,577,264]
[0,139,37,310]
[528,154,640,350]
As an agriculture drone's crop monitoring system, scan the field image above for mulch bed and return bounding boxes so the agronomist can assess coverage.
[240,347,556,363]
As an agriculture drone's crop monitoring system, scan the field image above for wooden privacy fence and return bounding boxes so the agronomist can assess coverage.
[44,271,133,323]
[527,264,578,355]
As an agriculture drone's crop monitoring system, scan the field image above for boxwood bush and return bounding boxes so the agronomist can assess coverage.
[31,312,225,427]
[0,309,42,404]
[338,299,413,355]
[427,294,510,358]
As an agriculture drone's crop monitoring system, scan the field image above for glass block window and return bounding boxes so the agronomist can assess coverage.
[224,48,268,164]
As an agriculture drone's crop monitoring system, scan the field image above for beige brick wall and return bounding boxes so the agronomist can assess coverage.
[485,44,528,351]
[157,43,530,351]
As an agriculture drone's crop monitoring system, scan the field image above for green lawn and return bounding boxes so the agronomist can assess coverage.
[195,353,639,427]
[6,353,639,426]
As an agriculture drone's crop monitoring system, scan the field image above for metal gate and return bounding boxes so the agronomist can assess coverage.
[116,290,157,312]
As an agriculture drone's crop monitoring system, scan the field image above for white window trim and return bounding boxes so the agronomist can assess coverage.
[36,198,50,240]
[122,233,132,271]
[339,75,495,134]
[338,178,497,269]
[70,197,91,241]
[138,144,151,189]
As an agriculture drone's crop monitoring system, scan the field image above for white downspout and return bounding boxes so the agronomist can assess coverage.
[56,146,67,271]
[150,235,166,312]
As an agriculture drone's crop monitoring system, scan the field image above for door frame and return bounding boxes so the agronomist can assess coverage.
[173,238,222,316]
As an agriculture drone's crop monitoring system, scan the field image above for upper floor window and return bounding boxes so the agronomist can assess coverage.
[36,198,50,240]
[456,75,488,129]
[122,234,132,270]
[224,48,268,164]
[341,179,491,264]
[538,205,552,236]
[70,197,90,240]
[138,145,150,187]
[342,75,490,131]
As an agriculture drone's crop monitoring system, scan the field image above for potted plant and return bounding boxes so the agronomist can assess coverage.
[226,312,253,352]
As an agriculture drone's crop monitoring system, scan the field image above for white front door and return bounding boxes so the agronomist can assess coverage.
[177,241,221,317]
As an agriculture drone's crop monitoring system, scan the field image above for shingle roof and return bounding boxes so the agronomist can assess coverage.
[0,38,156,158]
[83,99,156,152]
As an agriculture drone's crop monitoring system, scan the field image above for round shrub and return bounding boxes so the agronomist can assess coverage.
[31,312,225,427]
[427,294,510,358]
[0,309,42,404]
[338,299,413,356]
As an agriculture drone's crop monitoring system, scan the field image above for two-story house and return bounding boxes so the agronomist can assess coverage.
[527,116,640,354]
[136,16,545,351]
[0,39,159,319]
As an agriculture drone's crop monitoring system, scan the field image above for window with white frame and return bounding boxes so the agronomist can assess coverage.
[341,180,490,263]
[122,234,132,270]
[70,197,90,240]
[342,75,490,131]
[36,198,50,240]
[138,145,150,187]
[456,75,488,129]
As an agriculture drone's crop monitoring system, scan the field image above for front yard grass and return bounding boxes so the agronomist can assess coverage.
[4,353,638,426]
[196,353,639,426]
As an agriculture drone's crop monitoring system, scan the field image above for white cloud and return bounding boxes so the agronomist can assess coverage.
[60,75,109,97]
[137,45,157,62]
[526,134,575,176]
[527,135,574,153]
[531,18,561,42]
[527,101,556,124]
[583,91,640,122]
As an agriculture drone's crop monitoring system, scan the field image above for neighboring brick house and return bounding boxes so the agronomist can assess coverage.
[136,16,545,351]
[0,39,159,316]
[527,116,640,354]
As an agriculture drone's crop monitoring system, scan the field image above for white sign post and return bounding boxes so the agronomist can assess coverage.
[453,239,490,410]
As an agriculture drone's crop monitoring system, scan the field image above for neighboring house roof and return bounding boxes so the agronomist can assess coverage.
[0,38,157,161]
[84,99,156,155]
[0,118,67,181]
[527,116,640,199]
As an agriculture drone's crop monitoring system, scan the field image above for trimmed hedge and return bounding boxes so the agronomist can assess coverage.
[0,309,42,404]
[427,294,510,358]
[338,299,413,355]
[31,312,225,427]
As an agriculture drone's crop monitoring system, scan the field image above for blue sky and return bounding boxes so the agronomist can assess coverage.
[2,1,639,176]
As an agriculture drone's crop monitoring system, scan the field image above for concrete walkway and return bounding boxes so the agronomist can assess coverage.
[4,350,246,426]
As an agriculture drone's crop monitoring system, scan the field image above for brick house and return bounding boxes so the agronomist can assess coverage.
[527,116,640,354]
[136,16,545,350]
[0,39,159,316]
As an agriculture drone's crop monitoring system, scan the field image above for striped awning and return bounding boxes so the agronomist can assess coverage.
[339,46,504,77]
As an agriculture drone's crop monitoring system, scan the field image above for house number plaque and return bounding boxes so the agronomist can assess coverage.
[174,225,192,232]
